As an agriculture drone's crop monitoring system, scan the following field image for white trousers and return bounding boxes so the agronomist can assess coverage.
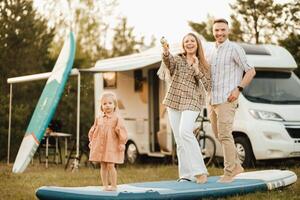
[167,107,208,180]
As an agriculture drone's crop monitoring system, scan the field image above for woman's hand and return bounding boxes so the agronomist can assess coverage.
[161,37,169,55]
[192,55,200,74]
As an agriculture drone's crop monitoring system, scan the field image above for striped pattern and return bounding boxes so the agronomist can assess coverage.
[206,40,253,105]
[162,53,210,111]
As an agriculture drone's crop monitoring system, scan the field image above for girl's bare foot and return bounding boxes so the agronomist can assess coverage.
[106,186,117,191]
[110,186,117,191]
[103,186,110,191]
[195,174,208,184]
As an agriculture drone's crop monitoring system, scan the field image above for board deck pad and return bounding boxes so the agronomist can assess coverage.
[36,170,297,200]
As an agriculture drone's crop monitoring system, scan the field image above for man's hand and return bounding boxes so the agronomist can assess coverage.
[227,88,240,102]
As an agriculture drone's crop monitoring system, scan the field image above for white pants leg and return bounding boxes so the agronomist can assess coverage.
[167,108,208,180]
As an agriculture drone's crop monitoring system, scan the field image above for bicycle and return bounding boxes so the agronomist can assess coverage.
[193,110,216,167]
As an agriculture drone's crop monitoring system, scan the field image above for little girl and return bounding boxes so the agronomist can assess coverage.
[88,92,128,191]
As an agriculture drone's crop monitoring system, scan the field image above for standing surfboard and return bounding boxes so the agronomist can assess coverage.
[12,32,76,173]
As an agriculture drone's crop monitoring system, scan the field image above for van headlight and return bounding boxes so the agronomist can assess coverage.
[249,109,284,121]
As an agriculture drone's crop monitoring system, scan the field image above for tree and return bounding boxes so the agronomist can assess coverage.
[279,33,300,77]
[275,0,300,39]
[188,15,215,41]
[111,17,146,57]
[0,0,54,160]
[35,0,117,66]
[230,0,283,44]
[229,14,244,42]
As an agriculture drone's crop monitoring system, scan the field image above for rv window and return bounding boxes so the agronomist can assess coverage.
[243,71,300,104]
[238,43,271,56]
[103,72,117,88]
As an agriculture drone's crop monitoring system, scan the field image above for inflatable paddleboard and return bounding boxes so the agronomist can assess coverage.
[36,169,297,200]
[12,32,76,173]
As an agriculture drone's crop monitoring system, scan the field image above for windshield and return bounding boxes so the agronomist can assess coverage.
[243,71,300,104]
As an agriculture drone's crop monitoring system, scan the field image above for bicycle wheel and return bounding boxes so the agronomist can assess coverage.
[198,135,216,166]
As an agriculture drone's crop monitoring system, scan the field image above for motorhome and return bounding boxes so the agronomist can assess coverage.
[87,42,300,167]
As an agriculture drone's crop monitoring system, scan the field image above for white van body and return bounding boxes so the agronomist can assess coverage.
[89,42,300,166]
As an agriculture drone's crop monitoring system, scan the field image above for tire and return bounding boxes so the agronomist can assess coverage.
[198,135,216,166]
[234,136,255,167]
[125,142,139,164]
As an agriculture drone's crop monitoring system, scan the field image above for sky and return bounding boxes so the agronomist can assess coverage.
[115,0,234,44]
[34,0,289,46]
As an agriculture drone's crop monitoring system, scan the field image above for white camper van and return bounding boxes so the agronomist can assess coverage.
[89,42,300,166]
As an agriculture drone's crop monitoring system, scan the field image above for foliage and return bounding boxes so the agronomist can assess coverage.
[188,15,215,42]
[230,0,285,44]
[0,0,55,161]
[229,14,244,42]
[111,17,146,57]
[279,33,300,77]
[35,0,117,66]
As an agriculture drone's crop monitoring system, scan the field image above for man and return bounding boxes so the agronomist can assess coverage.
[207,18,256,183]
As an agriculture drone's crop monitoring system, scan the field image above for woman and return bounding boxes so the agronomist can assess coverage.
[160,33,210,183]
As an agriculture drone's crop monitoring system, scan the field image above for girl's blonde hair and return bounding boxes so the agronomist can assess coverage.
[100,92,118,112]
[182,32,210,73]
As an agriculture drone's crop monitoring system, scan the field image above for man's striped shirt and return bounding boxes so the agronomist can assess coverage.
[206,39,253,105]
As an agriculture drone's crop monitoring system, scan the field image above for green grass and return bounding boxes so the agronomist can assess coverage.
[0,160,299,200]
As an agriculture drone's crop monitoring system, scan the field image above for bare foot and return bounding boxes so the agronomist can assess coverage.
[233,165,244,177]
[103,186,110,191]
[106,186,117,191]
[195,174,208,184]
[218,175,234,183]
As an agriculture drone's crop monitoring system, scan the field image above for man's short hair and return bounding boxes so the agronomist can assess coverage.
[213,18,229,25]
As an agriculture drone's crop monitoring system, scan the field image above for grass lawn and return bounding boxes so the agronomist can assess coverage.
[0,159,299,200]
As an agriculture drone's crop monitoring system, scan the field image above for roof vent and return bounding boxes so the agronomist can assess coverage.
[238,43,271,56]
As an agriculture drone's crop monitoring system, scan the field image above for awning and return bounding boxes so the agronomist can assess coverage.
[7,68,80,84]
[80,43,182,73]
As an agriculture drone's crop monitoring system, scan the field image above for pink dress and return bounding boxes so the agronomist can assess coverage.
[88,113,128,164]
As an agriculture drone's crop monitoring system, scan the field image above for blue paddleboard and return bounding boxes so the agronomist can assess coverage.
[36,170,297,200]
[12,32,76,173]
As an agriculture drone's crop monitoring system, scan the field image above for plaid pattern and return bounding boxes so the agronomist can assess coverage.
[162,53,211,111]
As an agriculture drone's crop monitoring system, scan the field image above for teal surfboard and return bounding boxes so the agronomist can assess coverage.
[12,32,76,173]
[36,170,297,200]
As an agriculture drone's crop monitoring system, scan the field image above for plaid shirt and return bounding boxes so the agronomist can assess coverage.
[162,53,211,111]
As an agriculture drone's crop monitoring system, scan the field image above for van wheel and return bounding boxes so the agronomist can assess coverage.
[234,136,255,168]
[125,142,139,164]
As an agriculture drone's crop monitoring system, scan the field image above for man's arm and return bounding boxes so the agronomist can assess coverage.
[228,68,256,102]
[239,68,256,88]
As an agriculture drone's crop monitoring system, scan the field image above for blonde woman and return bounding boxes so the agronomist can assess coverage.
[160,33,211,183]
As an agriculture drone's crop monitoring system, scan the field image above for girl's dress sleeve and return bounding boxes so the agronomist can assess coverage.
[88,118,98,142]
[115,116,128,145]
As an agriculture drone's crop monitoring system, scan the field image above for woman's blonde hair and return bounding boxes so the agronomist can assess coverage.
[100,92,118,112]
[182,33,210,73]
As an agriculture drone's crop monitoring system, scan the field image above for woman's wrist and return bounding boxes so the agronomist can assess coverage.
[163,51,169,57]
